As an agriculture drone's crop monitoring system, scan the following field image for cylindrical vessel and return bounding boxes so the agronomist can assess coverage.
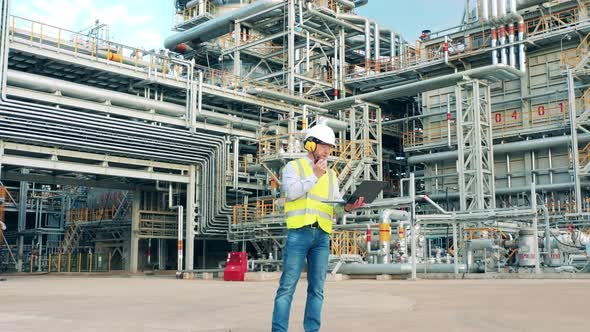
[518,229,538,267]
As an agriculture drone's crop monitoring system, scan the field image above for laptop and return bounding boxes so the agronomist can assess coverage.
[323,180,389,205]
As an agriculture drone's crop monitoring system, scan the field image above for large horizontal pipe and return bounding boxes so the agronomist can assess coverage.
[338,263,478,274]
[246,87,323,108]
[165,0,283,51]
[323,64,523,110]
[6,70,261,129]
[427,182,590,200]
[7,70,184,116]
[408,134,590,164]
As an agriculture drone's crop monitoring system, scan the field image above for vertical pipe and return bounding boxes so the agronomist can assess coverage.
[198,0,205,15]
[530,182,541,273]
[169,184,184,273]
[410,173,417,280]
[197,71,203,117]
[491,0,498,21]
[452,223,459,275]
[447,91,452,148]
[333,36,339,100]
[531,150,537,183]
[482,0,489,21]
[364,19,371,68]
[17,235,23,272]
[499,25,507,65]
[508,23,516,68]
[491,27,498,65]
[305,31,310,73]
[378,220,390,264]
[390,31,395,68]
[234,21,241,78]
[366,225,371,257]
[147,238,152,266]
[518,19,526,72]
[510,0,517,13]
[500,0,507,17]
[374,22,380,71]
[567,69,582,213]
[340,28,345,97]
[507,153,512,189]
[287,0,295,93]
[233,138,239,189]
[548,147,554,184]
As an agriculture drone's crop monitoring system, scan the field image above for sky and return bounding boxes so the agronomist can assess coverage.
[10,0,466,51]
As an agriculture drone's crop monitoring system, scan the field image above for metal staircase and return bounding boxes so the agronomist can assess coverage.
[59,221,81,254]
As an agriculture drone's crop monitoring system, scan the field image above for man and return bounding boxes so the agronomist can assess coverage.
[272,124,364,332]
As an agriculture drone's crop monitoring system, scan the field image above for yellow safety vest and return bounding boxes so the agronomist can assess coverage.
[284,158,336,233]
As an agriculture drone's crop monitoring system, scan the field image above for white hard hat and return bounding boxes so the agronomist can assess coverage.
[305,124,336,146]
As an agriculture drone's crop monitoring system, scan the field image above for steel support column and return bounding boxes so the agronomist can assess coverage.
[129,189,141,273]
[455,80,496,210]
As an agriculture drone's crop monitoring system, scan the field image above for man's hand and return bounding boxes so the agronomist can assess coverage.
[313,159,327,178]
[344,197,365,212]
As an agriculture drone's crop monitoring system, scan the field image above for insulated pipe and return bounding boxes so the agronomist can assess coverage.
[318,116,348,132]
[491,0,499,64]
[500,0,508,21]
[6,70,262,129]
[323,64,522,110]
[408,134,590,164]
[482,0,489,21]
[365,19,371,67]
[246,87,323,108]
[491,0,498,22]
[418,195,449,214]
[7,70,184,116]
[518,19,526,72]
[354,0,369,7]
[335,0,356,8]
[0,97,232,236]
[233,137,239,190]
[169,184,184,273]
[374,21,380,71]
[467,239,495,250]
[366,225,372,255]
[499,25,507,65]
[164,0,283,50]
[338,263,477,274]
[380,209,410,222]
[509,0,526,72]
[508,23,516,68]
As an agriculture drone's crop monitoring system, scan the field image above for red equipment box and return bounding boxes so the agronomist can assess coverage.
[223,251,247,281]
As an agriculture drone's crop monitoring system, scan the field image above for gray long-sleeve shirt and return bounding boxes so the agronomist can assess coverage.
[281,156,345,217]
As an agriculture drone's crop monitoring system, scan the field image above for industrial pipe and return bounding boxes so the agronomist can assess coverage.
[323,64,522,110]
[318,116,349,132]
[169,184,185,274]
[408,134,590,164]
[335,0,356,9]
[165,0,283,51]
[338,263,478,274]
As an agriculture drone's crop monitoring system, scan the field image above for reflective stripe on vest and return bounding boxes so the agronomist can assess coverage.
[285,158,336,233]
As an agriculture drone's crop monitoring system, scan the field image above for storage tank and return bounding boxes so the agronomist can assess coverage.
[518,229,538,267]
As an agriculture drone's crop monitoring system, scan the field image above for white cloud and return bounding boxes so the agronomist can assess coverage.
[10,0,166,50]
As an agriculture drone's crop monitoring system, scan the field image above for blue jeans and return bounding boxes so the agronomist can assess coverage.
[272,226,330,332]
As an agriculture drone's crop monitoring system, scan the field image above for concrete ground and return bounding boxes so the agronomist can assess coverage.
[0,275,588,332]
